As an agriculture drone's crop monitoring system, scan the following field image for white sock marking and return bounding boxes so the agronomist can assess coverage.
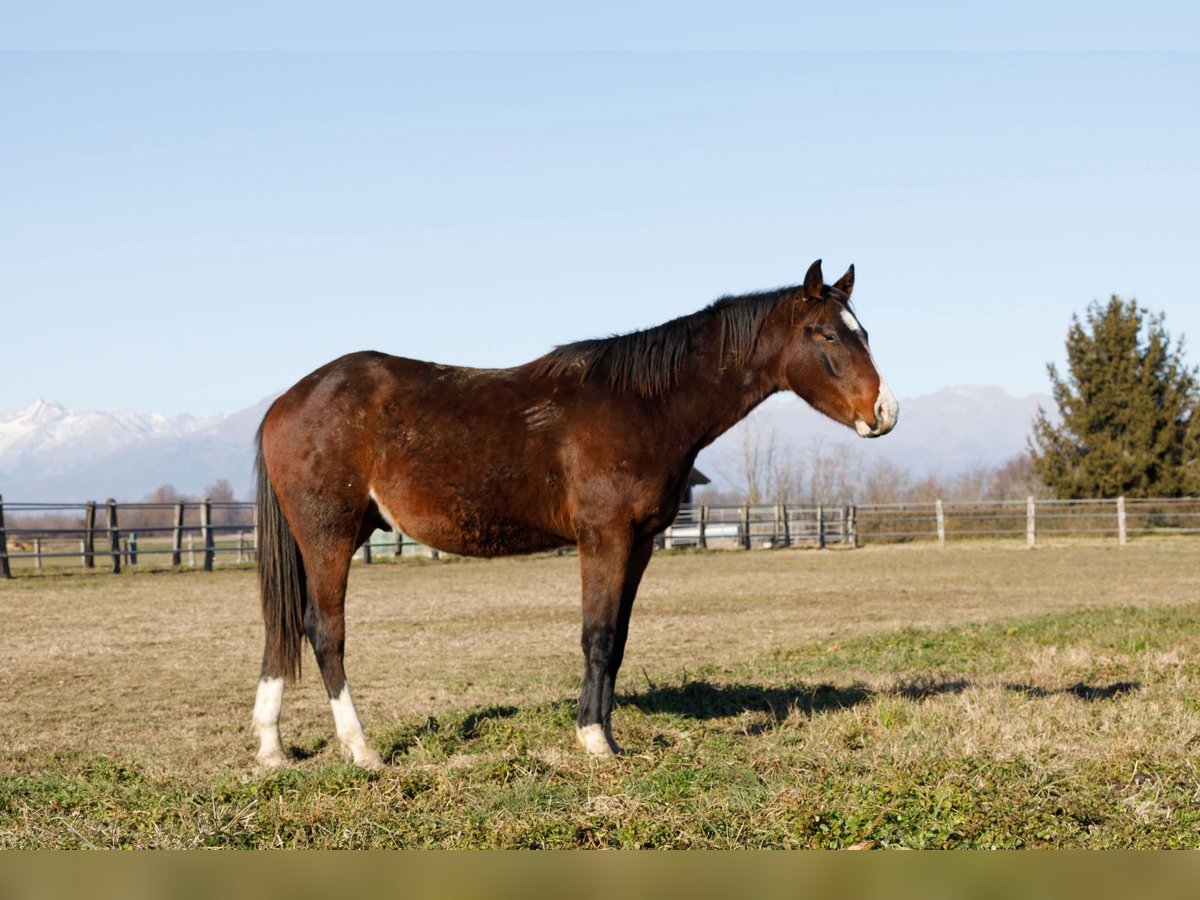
[576,723,612,756]
[576,723,623,757]
[253,677,286,767]
[330,683,383,768]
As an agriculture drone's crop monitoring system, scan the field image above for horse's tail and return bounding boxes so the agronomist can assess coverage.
[256,423,306,683]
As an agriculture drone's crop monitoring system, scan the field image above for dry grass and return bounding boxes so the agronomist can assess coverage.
[0,540,1196,774]
[1,539,1198,847]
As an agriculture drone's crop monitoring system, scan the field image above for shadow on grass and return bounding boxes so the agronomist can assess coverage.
[623,676,1141,723]
[626,680,876,721]
[286,737,329,761]
[377,704,520,759]
[1004,680,1140,701]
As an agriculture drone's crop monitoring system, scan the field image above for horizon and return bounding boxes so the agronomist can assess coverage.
[0,382,1053,503]
[1,381,1053,422]
[4,45,1199,416]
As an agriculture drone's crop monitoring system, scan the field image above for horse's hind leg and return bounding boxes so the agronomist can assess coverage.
[300,538,385,769]
[253,667,286,767]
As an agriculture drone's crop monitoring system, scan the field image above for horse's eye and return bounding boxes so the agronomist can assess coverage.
[823,332,837,343]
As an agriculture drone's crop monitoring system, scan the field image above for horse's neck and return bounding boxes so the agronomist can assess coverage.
[660,317,782,451]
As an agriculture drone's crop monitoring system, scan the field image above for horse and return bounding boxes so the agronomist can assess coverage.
[251,259,897,768]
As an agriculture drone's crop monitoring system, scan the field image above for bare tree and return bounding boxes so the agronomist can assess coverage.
[857,459,914,505]
[704,440,1051,508]
[801,438,859,506]
[738,418,773,505]
[987,453,1048,501]
[118,484,195,531]
[146,484,189,504]
[204,479,249,527]
[715,418,804,505]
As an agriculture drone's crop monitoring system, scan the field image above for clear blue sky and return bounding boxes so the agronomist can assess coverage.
[3,26,1199,415]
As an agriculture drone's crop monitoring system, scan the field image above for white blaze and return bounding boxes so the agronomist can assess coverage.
[840,306,898,436]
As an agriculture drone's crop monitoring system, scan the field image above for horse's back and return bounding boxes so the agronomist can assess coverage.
[260,351,576,555]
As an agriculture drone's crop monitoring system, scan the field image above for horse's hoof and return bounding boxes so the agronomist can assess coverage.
[342,739,385,770]
[576,724,623,758]
[355,749,385,771]
[256,749,287,769]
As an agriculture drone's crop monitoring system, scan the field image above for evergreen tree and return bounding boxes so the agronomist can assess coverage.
[1031,297,1199,498]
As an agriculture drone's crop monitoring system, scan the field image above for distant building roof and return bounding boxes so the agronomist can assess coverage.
[688,467,710,486]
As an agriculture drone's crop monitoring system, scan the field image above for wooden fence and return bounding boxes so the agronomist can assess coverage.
[2,494,1198,577]
[0,497,257,576]
[661,497,1200,548]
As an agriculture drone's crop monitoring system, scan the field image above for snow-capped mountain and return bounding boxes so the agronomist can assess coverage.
[0,397,271,501]
[0,399,220,480]
[0,386,1052,502]
[694,385,1054,494]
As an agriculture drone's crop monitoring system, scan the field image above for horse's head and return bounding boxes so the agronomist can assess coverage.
[780,260,898,438]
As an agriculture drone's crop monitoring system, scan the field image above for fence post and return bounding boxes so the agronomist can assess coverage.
[129,532,138,566]
[1026,496,1036,549]
[935,499,946,548]
[812,504,822,549]
[171,503,184,566]
[201,497,214,571]
[781,503,791,547]
[84,500,96,568]
[0,495,10,579]
[1117,496,1127,545]
[740,505,751,550]
[33,537,42,570]
[362,537,372,564]
[107,498,121,574]
[188,533,196,568]
[395,530,403,558]
[848,505,858,549]
[237,531,246,564]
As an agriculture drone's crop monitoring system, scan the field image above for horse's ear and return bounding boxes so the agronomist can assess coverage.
[833,264,855,299]
[802,259,824,300]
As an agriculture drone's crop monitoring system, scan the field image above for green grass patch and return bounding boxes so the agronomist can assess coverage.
[5,601,1200,848]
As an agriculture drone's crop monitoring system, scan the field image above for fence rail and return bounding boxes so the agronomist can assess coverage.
[0,497,257,576]
[662,497,1200,548]
[2,494,1197,577]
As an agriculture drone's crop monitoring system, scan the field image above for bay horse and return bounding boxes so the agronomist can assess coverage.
[252,259,897,768]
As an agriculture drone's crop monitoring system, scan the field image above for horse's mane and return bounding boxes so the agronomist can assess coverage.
[529,284,830,397]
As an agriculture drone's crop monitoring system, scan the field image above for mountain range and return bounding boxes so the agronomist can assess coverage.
[0,397,274,501]
[699,385,1052,494]
[0,386,1052,502]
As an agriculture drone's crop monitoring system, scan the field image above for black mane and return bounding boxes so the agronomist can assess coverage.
[530,286,806,397]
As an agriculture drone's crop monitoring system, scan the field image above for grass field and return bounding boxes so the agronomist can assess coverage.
[1,540,1198,848]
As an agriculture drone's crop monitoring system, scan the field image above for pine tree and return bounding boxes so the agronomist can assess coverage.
[1031,297,1199,498]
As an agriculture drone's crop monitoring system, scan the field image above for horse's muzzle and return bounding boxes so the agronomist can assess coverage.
[855,383,899,438]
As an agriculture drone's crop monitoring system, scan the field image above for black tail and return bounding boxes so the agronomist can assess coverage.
[256,424,306,683]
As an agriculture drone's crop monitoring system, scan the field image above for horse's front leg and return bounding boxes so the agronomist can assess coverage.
[575,532,654,757]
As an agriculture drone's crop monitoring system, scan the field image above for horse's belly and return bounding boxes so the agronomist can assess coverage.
[404,514,567,558]
[371,488,567,558]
